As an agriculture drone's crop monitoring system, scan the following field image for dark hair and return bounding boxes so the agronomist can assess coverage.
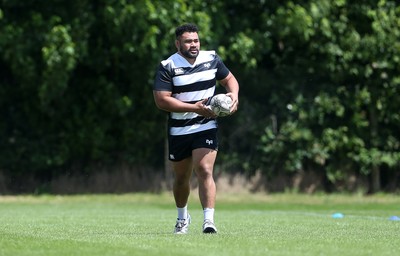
[175,23,198,38]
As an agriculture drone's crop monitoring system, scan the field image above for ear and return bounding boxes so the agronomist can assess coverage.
[175,39,180,50]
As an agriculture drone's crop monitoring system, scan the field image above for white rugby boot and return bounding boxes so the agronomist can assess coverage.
[174,214,191,234]
[202,219,217,234]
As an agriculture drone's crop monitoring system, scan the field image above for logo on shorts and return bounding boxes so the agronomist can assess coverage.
[206,139,213,145]
[169,154,175,160]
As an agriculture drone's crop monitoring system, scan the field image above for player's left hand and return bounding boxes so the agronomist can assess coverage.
[226,93,239,114]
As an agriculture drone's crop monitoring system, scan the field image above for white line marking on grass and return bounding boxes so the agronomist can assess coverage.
[244,210,394,221]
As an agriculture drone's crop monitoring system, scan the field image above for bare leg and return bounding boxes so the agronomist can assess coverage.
[172,157,193,208]
[192,148,217,209]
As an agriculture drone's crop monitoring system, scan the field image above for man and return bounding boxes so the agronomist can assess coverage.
[153,23,239,234]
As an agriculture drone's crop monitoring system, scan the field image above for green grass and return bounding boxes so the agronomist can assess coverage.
[1,193,399,256]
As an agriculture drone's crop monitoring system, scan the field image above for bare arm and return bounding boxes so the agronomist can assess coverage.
[219,72,239,113]
[153,90,216,118]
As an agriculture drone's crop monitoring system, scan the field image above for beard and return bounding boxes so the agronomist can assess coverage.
[180,46,199,59]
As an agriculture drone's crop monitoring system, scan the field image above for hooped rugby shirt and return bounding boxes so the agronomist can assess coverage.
[154,51,230,136]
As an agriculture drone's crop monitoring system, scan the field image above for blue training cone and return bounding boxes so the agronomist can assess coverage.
[332,213,344,219]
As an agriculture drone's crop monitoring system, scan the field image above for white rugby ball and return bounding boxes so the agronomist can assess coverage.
[208,94,232,117]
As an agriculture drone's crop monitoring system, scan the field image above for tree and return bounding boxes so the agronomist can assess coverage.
[257,0,400,192]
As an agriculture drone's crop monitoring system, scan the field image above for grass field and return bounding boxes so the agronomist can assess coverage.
[1,192,399,256]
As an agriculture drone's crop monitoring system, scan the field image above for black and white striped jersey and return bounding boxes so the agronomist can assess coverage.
[154,50,230,136]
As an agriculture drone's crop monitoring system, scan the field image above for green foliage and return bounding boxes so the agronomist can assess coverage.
[41,24,77,106]
[0,0,399,192]
[256,0,400,189]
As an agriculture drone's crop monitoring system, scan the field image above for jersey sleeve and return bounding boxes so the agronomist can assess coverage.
[153,63,173,91]
[215,54,230,80]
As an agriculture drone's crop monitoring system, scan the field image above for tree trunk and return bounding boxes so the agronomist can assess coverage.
[370,165,381,193]
[164,117,173,190]
[368,95,381,193]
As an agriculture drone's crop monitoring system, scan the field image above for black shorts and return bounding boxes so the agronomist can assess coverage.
[168,129,218,161]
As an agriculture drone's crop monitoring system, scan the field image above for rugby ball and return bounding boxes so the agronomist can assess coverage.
[207,94,232,117]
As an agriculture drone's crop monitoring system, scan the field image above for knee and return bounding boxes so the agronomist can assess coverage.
[196,165,214,180]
